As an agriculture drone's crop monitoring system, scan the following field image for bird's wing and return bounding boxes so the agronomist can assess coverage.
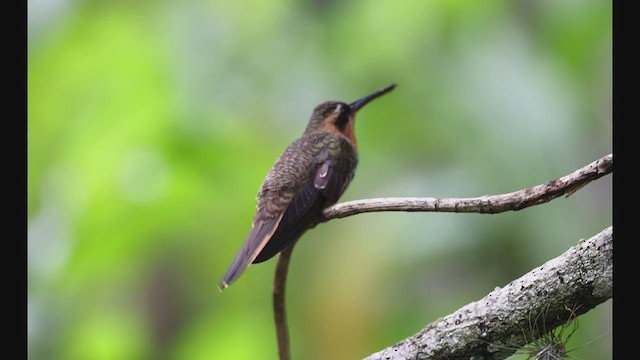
[218,144,356,289]
[253,151,356,263]
[313,152,356,203]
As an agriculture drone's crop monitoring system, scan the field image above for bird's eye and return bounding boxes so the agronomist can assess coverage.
[333,106,350,130]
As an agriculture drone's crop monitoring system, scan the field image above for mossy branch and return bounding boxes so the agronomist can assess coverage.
[364,226,612,360]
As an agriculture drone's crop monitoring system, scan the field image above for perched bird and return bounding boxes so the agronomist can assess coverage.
[219,84,396,290]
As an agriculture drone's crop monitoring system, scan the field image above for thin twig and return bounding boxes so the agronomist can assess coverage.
[273,241,296,360]
[322,153,612,220]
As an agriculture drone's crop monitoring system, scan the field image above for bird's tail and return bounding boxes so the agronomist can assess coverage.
[218,214,283,291]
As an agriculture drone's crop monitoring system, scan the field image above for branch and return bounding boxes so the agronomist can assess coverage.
[322,154,612,220]
[364,226,613,360]
[273,242,296,360]
[272,154,613,359]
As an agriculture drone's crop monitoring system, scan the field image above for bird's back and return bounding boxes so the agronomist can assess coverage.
[252,132,357,263]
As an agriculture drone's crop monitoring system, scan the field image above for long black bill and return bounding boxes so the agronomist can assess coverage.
[350,83,396,112]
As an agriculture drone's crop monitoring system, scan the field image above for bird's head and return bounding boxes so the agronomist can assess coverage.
[304,84,396,144]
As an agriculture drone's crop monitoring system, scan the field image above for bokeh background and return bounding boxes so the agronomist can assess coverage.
[28,0,612,359]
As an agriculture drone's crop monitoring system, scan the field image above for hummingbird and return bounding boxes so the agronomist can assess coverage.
[218,84,396,290]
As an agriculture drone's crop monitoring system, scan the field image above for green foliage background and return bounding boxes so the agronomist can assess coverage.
[28,1,611,359]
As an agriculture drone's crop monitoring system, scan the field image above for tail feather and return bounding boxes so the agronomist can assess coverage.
[218,214,284,291]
